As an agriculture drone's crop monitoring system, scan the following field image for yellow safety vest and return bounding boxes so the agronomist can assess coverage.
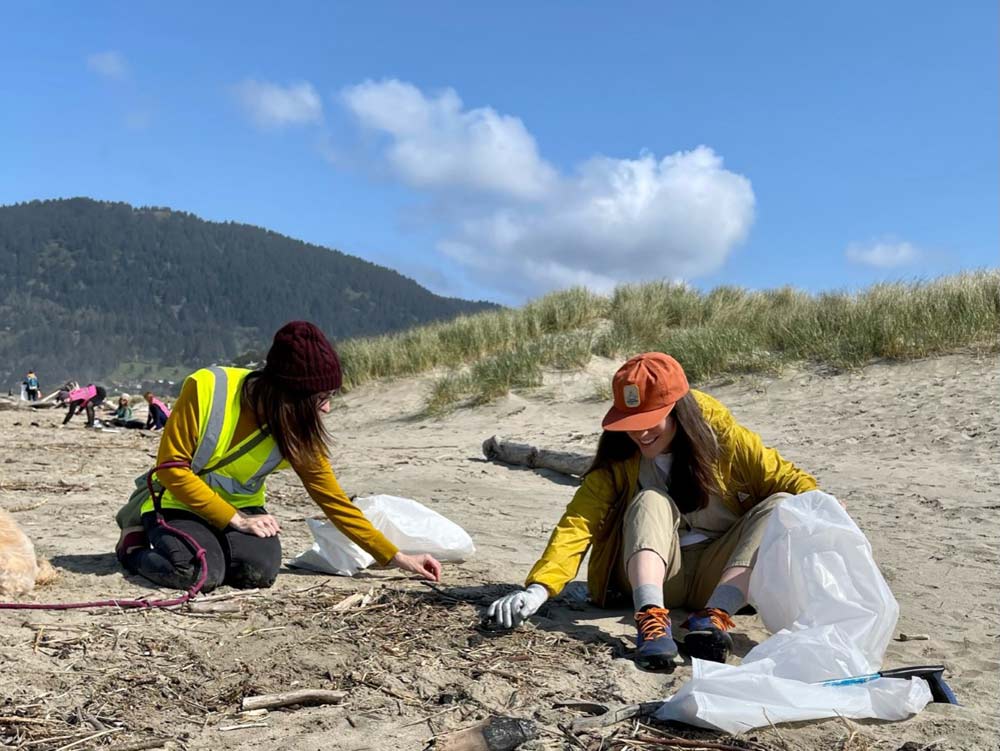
[141,367,289,515]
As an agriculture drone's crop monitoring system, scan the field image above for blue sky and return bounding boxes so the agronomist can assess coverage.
[2,3,996,305]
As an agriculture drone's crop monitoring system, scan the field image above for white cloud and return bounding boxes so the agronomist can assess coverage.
[342,79,556,200]
[86,51,128,81]
[441,146,755,297]
[234,79,323,129]
[846,239,922,268]
[339,79,755,300]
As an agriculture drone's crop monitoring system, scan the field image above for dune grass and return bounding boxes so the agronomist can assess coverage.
[336,287,606,390]
[336,271,999,413]
[422,330,597,414]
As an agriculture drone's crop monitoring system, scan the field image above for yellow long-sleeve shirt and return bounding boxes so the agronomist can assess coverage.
[525,389,818,604]
[155,378,398,565]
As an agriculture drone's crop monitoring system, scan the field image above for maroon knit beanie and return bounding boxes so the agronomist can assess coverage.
[263,321,342,394]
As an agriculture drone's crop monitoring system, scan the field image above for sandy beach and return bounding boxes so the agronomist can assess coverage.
[1,351,997,750]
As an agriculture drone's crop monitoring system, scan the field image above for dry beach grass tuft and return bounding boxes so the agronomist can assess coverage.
[337,271,999,412]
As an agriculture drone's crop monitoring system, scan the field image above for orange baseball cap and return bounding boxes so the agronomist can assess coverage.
[601,352,690,432]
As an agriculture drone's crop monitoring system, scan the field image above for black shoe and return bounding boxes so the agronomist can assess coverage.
[682,608,735,663]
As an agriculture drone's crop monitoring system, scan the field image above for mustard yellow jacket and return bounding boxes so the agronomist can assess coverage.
[525,390,817,606]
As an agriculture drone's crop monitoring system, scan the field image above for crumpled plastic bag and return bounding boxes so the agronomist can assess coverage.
[289,494,476,576]
[658,659,932,732]
[655,491,932,733]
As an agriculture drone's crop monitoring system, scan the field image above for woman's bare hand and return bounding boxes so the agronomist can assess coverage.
[230,512,281,537]
[391,552,442,582]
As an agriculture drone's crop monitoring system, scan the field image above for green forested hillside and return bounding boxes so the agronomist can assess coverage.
[0,198,496,388]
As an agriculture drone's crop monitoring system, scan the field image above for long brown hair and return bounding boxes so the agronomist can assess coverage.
[586,391,721,513]
[241,371,331,466]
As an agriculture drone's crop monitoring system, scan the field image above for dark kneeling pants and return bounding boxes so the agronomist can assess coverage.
[130,507,281,593]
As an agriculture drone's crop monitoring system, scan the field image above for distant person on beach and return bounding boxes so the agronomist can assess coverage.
[60,382,107,428]
[143,392,171,431]
[115,321,443,593]
[110,394,146,429]
[23,371,40,402]
[486,352,819,671]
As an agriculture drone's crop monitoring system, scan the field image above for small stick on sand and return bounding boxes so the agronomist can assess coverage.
[0,716,57,725]
[53,728,122,751]
[186,600,243,614]
[104,739,172,751]
[331,589,375,612]
[630,735,772,751]
[241,689,346,712]
[219,722,269,731]
[3,499,49,513]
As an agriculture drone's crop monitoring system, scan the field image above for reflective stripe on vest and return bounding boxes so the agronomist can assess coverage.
[190,366,229,473]
[143,367,289,515]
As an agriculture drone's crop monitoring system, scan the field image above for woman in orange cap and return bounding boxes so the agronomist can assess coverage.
[116,321,443,592]
[487,352,818,671]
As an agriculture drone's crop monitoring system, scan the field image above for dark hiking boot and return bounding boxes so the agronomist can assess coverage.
[115,526,147,572]
[634,607,680,672]
[682,608,736,663]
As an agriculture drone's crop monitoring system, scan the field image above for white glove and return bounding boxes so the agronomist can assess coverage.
[486,584,549,629]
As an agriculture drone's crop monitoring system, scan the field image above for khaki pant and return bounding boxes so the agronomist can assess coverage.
[613,489,790,609]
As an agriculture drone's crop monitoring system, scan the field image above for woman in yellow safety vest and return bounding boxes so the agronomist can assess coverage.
[487,352,818,671]
[116,321,442,591]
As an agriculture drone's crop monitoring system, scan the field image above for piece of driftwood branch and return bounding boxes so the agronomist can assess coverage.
[626,734,770,751]
[179,589,260,613]
[553,700,661,732]
[434,716,537,751]
[241,689,346,712]
[331,588,375,612]
[186,600,242,614]
[104,739,171,751]
[482,436,591,477]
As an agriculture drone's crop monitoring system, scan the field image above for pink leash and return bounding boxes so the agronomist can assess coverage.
[0,461,209,611]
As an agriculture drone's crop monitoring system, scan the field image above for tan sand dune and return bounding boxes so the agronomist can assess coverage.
[0,352,996,750]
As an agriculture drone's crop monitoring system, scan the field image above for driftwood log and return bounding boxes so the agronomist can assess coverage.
[0,398,59,411]
[28,401,59,409]
[482,436,592,478]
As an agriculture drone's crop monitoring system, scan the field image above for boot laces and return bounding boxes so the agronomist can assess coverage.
[635,607,671,641]
[692,607,736,631]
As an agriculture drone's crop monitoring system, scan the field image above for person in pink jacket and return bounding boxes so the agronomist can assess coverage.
[60,382,107,427]
[143,392,172,430]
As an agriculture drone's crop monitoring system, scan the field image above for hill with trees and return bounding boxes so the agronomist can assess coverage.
[0,198,496,390]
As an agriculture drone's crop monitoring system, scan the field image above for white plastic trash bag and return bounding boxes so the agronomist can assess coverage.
[290,494,476,576]
[655,491,932,733]
[748,490,898,679]
[292,518,371,576]
[657,659,931,733]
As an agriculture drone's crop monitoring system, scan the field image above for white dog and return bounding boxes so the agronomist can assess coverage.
[0,508,57,596]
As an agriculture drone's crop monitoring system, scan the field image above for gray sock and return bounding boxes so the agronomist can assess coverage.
[633,583,664,612]
[705,584,746,615]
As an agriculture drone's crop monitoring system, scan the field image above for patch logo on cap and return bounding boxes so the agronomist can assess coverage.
[623,383,640,408]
